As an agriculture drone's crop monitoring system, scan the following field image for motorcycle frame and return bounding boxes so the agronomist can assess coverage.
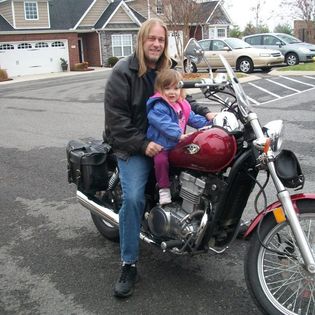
[201,147,259,249]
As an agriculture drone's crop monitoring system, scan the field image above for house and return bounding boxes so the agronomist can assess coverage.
[294,20,315,44]
[0,0,231,77]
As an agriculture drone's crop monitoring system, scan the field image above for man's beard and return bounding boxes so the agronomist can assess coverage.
[145,54,161,65]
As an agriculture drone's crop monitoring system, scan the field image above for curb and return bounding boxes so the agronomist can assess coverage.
[0,67,112,85]
[269,69,315,76]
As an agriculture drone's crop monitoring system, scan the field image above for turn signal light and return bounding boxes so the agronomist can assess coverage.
[273,207,286,223]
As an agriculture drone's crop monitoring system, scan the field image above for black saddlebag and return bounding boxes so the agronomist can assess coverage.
[66,138,112,194]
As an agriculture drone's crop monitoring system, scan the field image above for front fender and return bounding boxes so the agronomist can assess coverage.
[244,193,315,238]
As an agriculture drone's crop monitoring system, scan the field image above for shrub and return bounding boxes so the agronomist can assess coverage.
[0,68,9,81]
[60,58,68,65]
[107,56,119,67]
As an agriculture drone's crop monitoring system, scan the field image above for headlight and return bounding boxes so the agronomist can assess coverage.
[299,47,310,53]
[262,120,284,153]
[259,53,271,57]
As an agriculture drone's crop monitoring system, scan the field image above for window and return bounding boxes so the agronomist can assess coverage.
[211,40,225,51]
[156,0,164,15]
[244,36,261,45]
[217,28,226,38]
[263,35,279,46]
[18,43,32,49]
[0,44,14,50]
[52,41,65,47]
[199,40,210,51]
[35,42,48,48]
[112,34,133,57]
[209,27,227,38]
[24,2,38,20]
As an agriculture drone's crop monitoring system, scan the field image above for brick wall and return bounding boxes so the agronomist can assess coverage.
[294,20,315,44]
[81,32,101,66]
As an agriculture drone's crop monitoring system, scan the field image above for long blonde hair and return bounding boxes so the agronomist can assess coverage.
[136,18,171,77]
[154,69,186,99]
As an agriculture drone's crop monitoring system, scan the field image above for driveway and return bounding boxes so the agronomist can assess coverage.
[0,70,314,315]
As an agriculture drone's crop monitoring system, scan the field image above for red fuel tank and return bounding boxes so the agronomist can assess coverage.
[169,127,237,173]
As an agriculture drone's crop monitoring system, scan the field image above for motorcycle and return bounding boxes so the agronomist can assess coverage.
[66,39,315,315]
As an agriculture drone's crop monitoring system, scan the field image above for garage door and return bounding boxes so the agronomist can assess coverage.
[0,39,69,77]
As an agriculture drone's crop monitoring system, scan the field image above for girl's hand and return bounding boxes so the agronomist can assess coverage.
[179,133,192,142]
[206,112,218,121]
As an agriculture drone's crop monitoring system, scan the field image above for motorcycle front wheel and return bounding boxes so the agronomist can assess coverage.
[245,203,315,315]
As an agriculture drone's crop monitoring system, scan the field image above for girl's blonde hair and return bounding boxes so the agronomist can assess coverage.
[136,18,171,77]
[154,69,185,99]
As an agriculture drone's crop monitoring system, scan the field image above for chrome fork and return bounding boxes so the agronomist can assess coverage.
[268,161,315,274]
[249,112,315,274]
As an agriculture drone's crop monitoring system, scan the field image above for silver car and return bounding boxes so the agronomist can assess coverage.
[243,33,315,66]
[184,38,284,74]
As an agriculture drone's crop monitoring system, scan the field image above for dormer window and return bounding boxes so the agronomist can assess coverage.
[24,2,38,20]
[156,0,164,15]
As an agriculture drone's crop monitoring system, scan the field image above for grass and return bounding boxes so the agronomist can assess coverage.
[277,61,315,71]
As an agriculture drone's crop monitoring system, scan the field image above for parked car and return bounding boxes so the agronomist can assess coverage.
[184,38,284,74]
[243,33,315,66]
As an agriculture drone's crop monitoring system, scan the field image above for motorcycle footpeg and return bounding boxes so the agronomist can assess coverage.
[161,240,184,251]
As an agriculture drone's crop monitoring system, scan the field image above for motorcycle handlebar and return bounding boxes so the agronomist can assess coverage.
[178,79,227,90]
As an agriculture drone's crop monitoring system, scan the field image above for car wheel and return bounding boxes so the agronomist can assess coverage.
[184,59,197,73]
[237,57,254,73]
[285,52,299,66]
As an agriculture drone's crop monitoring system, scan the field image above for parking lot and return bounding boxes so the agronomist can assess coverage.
[0,70,314,315]
[196,73,315,106]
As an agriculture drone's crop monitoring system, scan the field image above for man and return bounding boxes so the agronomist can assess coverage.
[104,18,214,298]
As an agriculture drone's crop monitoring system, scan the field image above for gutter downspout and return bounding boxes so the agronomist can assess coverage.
[96,30,103,67]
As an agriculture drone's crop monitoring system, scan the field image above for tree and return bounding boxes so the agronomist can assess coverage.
[158,0,205,70]
[229,25,242,38]
[273,23,293,34]
[281,0,314,21]
[250,0,266,28]
[280,0,315,41]
[243,22,257,36]
[256,24,270,33]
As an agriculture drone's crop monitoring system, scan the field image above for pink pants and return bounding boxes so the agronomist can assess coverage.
[154,150,170,189]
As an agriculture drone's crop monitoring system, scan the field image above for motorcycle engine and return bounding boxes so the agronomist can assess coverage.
[147,172,207,240]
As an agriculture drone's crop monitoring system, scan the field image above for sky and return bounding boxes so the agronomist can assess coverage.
[225,0,293,31]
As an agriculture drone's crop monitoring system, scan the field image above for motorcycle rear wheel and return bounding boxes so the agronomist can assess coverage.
[245,205,315,315]
[91,210,119,242]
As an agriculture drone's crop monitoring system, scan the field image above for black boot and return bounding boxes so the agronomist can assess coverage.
[114,264,138,298]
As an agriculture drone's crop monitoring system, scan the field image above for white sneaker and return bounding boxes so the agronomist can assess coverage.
[159,188,172,205]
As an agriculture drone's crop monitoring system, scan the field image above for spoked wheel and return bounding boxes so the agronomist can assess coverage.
[245,207,315,315]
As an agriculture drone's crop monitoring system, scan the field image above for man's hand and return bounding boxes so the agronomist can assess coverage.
[206,112,218,121]
[145,141,163,157]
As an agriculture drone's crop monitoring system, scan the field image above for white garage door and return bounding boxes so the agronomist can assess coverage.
[0,39,69,77]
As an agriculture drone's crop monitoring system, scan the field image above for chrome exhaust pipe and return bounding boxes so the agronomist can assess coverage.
[76,190,159,246]
[76,190,119,228]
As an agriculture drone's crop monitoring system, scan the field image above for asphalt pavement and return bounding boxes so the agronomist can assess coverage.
[1,67,315,315]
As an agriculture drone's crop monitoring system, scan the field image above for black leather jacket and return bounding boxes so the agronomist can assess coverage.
[104,53,211,160]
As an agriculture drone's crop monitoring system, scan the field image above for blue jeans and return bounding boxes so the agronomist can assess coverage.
[117,155,152,264]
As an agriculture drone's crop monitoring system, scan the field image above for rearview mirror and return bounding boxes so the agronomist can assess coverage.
[184,38,204,64]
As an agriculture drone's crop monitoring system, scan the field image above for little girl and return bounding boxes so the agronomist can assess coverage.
[147,69,212,205]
